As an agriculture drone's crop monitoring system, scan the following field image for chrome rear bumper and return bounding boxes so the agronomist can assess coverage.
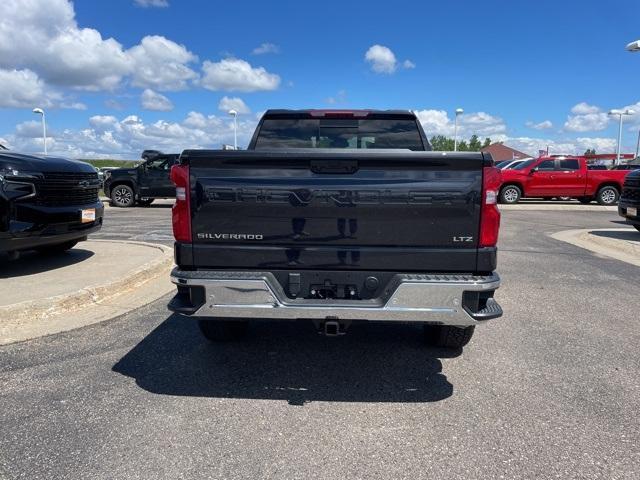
[169,270,502,327]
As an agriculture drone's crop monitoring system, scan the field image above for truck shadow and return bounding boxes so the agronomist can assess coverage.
[112,314,455,405]
[590,230,640,242]
[0,249,94,278]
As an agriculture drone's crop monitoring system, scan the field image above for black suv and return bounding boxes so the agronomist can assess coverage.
[618,169,640,232]
[103,151,178,207]
[0,151,103,257]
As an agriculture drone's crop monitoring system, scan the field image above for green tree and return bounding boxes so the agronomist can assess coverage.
[429,135,454,151]
[469,135,482,151]
[430,135,493,151]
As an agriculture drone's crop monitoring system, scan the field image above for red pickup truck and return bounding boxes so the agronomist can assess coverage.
[499,156,630,205]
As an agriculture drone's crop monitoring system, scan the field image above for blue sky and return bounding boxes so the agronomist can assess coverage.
[1,0,640,158]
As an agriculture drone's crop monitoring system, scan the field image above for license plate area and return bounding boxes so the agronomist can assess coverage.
[277,270,397,301]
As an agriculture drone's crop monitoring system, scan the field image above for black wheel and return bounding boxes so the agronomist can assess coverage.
[424,325,475,349]
[198,320,248,342]
[499,185,521,204]
[578,197,592,204]
[36,240,78,254]
[137,199,154,207]
[111,184,135,207]
[596,186,619,206]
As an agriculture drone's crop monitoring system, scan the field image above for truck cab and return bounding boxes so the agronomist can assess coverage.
[103,151,179,207]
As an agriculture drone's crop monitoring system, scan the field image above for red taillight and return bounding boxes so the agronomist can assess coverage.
[170,163,191,242]
[479,166,502,248]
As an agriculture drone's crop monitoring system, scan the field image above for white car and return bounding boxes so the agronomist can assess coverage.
[497,158,532,170]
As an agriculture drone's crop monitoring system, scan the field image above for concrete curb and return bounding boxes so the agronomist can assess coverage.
[0,240,174,345]
[551,228,640,267]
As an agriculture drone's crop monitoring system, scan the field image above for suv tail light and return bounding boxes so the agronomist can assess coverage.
[170,163,191,242]
[479,166,502,247]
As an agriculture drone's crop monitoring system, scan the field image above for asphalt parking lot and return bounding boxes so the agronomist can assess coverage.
[1,204,639,479]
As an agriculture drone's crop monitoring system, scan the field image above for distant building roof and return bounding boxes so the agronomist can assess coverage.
[481,143,532,162]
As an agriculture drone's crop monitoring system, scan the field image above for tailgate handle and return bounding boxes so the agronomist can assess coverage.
[310,159,359,174]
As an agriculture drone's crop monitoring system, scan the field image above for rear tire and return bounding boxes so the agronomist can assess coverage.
[198,319,248,342]
[499,185,521,204]
[424,325,475,349]
[36,240,78,254]
[596,186,619,206]
[111,184,135,208]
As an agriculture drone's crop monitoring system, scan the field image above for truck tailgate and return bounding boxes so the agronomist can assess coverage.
[184,150,491,272]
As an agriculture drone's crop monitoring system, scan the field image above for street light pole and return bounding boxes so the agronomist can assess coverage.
[625,41,640,160]
[608,109,634,165]
[32,108,47,155]
[454,108,463,151]
[228,109,238,150]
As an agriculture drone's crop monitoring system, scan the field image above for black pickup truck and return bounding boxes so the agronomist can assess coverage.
[1,151,103,258]
[618,169,640,232]
[103,150,179,207]
[168,110,503,349]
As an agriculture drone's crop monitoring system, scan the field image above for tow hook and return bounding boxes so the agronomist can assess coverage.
[317,317,350,336]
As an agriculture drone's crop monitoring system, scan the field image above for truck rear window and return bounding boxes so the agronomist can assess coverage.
[254,118,425,150]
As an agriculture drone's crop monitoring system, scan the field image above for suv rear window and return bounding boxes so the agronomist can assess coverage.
[254,118,425,150]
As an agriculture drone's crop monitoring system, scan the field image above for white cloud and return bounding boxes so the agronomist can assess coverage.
[620,101,640,128]
[326,90,347,105]
[0,0,131,91]
[183,111,208,129]
[564,102,609,132]
[89,115,120,132]
[218,96,250,114]
[141,89,174,111]
[0,1,198,92]
[461,112,507,136]
[575,137,618,153]
[105,99,125,110]
[252,43,279,55]
[571,102,600,115]
[526,120,553,130]
[414,109,455,136]
[15,120,47,138]
[2,112,259,158]
[414,109,506,138]
[134,0,169,7]
[0,68,58,108]
[365,45,397,74]
[497,136,620,157]
[59,101,87,110]
[200,58,280,92]
[128,36,198,91]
